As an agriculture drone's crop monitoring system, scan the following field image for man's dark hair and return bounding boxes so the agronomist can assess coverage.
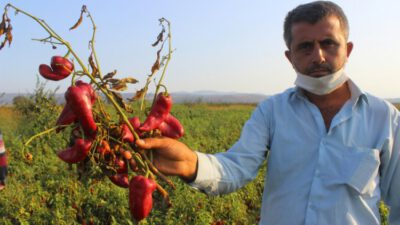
[283,1,349,48]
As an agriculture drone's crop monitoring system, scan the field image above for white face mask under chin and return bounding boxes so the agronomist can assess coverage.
[294,68,348,95]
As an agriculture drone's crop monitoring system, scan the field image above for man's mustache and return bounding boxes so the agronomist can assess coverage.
[306,63,333,74]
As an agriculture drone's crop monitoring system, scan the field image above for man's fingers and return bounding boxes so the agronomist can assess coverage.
[136,137,169,150]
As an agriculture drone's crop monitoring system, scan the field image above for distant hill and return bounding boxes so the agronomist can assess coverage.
[0,91,269,105]
[2,92,400,106]
[171,91,268,104]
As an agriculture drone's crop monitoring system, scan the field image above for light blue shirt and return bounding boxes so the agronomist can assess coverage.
[191,80,400,225]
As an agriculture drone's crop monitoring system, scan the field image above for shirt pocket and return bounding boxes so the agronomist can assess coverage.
[343,147,380,195]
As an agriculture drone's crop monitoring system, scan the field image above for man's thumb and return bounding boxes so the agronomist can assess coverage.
[135,139,149,149]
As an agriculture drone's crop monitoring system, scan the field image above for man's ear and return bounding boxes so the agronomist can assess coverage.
[346,42,353,57]
[285,50,292,63]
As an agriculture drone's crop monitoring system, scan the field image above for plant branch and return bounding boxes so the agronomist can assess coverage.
[86,8,104,80]
[24,125,68,147]
[152,18,172,102]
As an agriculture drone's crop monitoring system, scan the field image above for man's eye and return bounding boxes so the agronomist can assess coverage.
[297,42,313,51]
[320,39,338,48]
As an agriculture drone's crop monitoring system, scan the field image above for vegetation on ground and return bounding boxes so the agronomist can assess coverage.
[0,85,264,224]
[0,85,390,224]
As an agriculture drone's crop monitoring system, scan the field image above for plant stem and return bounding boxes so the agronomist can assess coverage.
[152,18,172,102]
[24,126,64,147]
[86,9,104,79]
[141,151,176,189]
[139,18,173,111]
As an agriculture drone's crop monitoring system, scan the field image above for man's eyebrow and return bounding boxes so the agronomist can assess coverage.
[296,41,314,48]
[319,38,339,44]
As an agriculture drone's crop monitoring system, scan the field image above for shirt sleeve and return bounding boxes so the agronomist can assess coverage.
[380,110,400,225]
[190,100,271,195]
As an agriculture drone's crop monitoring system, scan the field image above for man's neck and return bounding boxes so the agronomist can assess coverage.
[304,82,350,106]
[304,82,351,130]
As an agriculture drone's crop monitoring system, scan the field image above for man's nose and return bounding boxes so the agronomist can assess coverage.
[310,44,326,64]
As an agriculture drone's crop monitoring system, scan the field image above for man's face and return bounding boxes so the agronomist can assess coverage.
[285,16,353,77]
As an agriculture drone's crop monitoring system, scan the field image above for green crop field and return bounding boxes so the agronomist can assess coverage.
[0,86,390,224]
[0,87,265,225]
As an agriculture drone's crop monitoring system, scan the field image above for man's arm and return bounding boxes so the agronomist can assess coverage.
[137,99,272,195]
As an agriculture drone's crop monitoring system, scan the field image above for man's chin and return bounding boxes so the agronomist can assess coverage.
[308,71,330,77]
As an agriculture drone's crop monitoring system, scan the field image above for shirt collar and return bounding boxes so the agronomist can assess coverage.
[347,79,369,106]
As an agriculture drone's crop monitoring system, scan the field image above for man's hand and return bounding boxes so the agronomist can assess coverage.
[135,137,198,182]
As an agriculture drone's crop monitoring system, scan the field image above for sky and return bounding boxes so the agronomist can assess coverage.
[1,0,400,98]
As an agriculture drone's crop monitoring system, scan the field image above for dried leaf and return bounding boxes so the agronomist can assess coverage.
[0,18,5,37]
[104,70,117,80]
[120,77,138,84]
[151,28,165,47]
[6,26,12,46]
[111,91,123,103]
[111,91,133,113]
[151,61,160,74]
[0,12,10,39]
[124,104,133,113]
[151,48,162,74]
[132,88,146,101]
[69,6,86,30]
[69,14,82,30]
[0,40,5,50]
[111,81,128,91]
[89,54,98,77]
[108,78,120,84]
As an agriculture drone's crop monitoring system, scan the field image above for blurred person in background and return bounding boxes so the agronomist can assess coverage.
[0,129,7,190]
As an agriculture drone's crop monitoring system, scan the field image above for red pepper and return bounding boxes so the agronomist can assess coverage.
[158,114,184,139]
[129,175,157,221]
[39,56,74,81]
[57,138,92,163]
[139,93,172,132]
[129,158,138,172]
[64,81,97,137]
[56,100,78,128]
[114,157,128,174]
[56,80,97,137]
[108,157,129,188]
[121,124,134,143]
[121,116,142,143]
[108,173,129,188]
[50,56,74,76]
[96,140,111,159]
[129,116,141,129]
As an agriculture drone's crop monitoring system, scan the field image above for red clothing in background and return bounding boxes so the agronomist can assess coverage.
[0,131,7,185]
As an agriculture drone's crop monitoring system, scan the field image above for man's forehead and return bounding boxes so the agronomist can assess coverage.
[290,16,344,42]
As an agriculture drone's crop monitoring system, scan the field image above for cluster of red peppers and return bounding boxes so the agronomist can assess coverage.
[128,92,184,221]
[3,4,181,223]
[38,56,185,222]
[139,92,184,139]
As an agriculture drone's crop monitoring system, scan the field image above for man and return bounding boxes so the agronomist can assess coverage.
[136,1,400,224]
[0,129,7,190]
